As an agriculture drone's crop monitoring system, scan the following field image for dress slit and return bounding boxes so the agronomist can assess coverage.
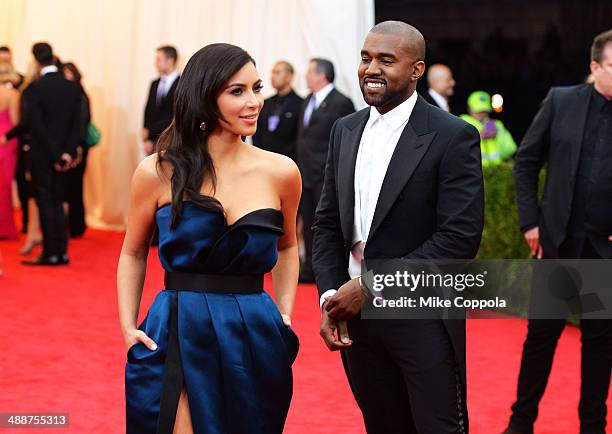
[156,295,184,434]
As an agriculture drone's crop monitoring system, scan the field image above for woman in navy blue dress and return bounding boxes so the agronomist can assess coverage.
[117,43,301,434]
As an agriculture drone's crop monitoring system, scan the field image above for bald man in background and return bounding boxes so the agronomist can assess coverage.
[253,60,303,160]
[422,63,455,113]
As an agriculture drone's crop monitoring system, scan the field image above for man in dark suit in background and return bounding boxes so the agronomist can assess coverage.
[142,45,179,155]
[421,63,455,113]
[505,29,612,434]
[297,57,354,282]
[313,21,483,433]
[23,42,81,266]
[253,61,303,160]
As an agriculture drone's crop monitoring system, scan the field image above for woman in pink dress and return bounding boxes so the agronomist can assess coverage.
[0,62,20,240]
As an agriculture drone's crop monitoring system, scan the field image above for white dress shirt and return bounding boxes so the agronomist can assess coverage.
[40,65,59,76]
[428,88,449,112]
[319,91,418,307]
[156,69,179,102]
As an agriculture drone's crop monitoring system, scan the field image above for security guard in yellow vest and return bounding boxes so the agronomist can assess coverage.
[460,91,516,167]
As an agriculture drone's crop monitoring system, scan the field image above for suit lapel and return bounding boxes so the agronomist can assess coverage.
[367,97,436,241]
[308,88,336,126]
[337,109,369,244]
[318,88,336,111]
[300,93,313,130]
[569,85,591,180]
[153,78,160,95]
[160,76,180,105]
[166,76,179,98]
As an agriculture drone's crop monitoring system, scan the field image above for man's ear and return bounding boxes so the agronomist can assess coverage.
[413,61,426,81]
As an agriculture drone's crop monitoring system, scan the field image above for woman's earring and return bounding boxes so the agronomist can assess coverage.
[199,121,207,131]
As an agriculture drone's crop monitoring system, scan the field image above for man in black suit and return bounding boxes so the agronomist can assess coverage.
[23,42,81,266]
[253,61,302,159]
[297,58,354,282]
[142,45,179,155]
[313,21,483,433]
[504,29,612,434]
[421,63,455,113]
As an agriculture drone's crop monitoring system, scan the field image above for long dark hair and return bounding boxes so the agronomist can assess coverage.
[62,62,82,83]
[157,43,255,227]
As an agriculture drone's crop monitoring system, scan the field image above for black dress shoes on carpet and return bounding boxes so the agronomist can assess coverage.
[22,254,70,266]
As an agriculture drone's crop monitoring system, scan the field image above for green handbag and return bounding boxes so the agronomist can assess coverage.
[85,122,101,148]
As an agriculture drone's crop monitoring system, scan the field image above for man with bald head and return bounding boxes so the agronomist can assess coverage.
[423,63,455,112]
[253,60,303,159]
[313,20,483,433]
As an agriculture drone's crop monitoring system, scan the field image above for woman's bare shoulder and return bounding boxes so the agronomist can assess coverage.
[132,153,172,193]
[252,146,300,184]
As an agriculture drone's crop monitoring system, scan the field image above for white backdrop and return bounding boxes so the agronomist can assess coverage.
[0,0,374,229]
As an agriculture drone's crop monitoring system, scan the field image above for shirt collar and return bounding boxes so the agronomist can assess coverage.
[313,83,334,106]
[161,69,179,83]
[367,90,418,129]
[40,65,59,76]
[428,88,449,111]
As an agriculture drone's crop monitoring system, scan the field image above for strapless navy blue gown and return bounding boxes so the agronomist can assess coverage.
[125,202,299,434]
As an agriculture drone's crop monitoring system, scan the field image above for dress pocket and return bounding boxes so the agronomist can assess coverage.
[275,311,300,363]
[126,342,143,362]
[265,297,300,363]
[125,316,148,362]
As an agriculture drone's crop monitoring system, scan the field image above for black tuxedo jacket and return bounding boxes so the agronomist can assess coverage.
[312,96,483,294]
[144,76,179,143]
[252,89,303,160]
[514,84,612,258]
[296,87,354,189]
[28,72,82,163]
[312,96,484,409]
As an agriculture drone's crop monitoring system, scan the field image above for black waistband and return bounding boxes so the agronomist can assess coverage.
[163,271,263,294]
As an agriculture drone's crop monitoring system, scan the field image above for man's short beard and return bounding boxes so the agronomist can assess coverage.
[361,87,406,109]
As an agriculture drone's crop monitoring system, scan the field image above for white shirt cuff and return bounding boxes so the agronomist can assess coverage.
[319,289,338,309]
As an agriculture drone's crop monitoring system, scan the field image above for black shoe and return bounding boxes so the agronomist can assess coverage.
[501,427,527,434]
[22,254,69,266]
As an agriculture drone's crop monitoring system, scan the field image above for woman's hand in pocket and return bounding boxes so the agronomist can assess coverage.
[124,329,158,352]
[281,314,292,327]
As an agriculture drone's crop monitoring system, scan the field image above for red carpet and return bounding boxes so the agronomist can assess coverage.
[0,229,610,433]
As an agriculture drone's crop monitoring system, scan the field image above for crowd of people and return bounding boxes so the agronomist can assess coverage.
[0,43,93,273]
[0,37,519,275]
[1,20,611,433]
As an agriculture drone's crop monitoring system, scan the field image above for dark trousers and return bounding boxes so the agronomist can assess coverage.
[31,158,68,258]
[64,147,88,237]
[343,318,466,433]
[15,146,31,231]
[299,183,322,279]
[510,239,612,434]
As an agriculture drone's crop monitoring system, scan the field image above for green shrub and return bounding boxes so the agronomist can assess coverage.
[473,162,565,319]
[477,162,543,259]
